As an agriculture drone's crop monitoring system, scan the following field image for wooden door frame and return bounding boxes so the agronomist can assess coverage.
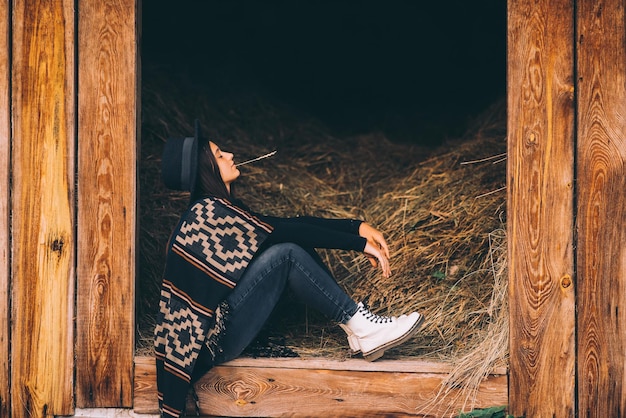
[507,0,626,416]
[1,0,138,416]
[507,0,577,415]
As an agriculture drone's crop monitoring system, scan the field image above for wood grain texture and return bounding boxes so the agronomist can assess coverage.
[507,0,576,416]
[76,0,138,408]
[576,0,626,416]
[198,357,508,375]
[134,356,507,418]
[0,1,9,416]
[10,1,76,416]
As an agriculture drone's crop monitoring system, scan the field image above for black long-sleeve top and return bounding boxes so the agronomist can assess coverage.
[258,215,367,252]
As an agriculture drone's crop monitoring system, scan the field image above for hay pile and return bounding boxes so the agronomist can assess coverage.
[138,66,508,400]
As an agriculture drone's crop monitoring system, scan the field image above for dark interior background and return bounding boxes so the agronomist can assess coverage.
[141,0,506,147]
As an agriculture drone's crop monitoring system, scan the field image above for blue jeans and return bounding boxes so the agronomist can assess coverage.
[212,242,359,365]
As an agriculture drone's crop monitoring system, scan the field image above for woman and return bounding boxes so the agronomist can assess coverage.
[154,121,424,417]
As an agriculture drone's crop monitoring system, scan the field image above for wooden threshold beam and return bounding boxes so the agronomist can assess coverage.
[134,356,507,417]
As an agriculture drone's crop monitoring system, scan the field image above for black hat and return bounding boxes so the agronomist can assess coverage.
[161,120,202,192]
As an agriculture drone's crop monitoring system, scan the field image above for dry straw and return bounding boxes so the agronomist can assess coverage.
[138,66,508,403]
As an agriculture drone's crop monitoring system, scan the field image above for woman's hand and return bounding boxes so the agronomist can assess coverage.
[359,222,390,257]
[363,241,391,278]
[359,222,391,276]
[360,222,391,278]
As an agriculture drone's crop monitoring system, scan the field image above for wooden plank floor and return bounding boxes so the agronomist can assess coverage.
[134,356,507,417]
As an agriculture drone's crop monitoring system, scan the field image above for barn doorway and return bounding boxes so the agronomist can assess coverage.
[137,0,507,372]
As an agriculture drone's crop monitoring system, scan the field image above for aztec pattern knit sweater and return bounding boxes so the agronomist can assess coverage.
[154,196,273,417]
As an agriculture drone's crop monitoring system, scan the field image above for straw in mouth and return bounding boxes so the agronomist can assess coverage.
[236,150,277,167]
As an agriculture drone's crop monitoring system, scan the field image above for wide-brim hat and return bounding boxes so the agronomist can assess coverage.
[161,120,202,192]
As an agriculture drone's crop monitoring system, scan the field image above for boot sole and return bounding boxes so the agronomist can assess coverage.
[362,314,425,362]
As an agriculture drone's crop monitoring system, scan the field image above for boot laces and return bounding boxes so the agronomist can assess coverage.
[359,304,393,324]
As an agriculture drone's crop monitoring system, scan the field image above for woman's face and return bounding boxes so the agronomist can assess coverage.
[209,141,240,190]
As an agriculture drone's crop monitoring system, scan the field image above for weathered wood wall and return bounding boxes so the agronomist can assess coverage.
[0,1,10,416]
[576,0,626,415]
[508,0,626,416]
[507,0,577,415]
[76,0,138,408]
[10,1,77,417]
[0,1,138,417]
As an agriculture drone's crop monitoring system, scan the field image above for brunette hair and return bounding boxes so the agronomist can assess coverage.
[191,141,231,201]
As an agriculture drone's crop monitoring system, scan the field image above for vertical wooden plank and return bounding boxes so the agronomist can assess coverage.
[577,1,626,416]
[0,0,10,416]
[10,1,75,416]
[507,0,576,416]
[76,0,138,408]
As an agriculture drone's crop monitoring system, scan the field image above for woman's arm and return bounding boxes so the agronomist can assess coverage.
[259,214,391,278]
[262,217,366,252]
[261,215,362,235]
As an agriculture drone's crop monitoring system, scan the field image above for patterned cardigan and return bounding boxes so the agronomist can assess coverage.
[154,196,273,417]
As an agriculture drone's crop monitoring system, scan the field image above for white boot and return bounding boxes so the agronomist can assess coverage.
[343,302,424,361]
[340,311,408,354]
